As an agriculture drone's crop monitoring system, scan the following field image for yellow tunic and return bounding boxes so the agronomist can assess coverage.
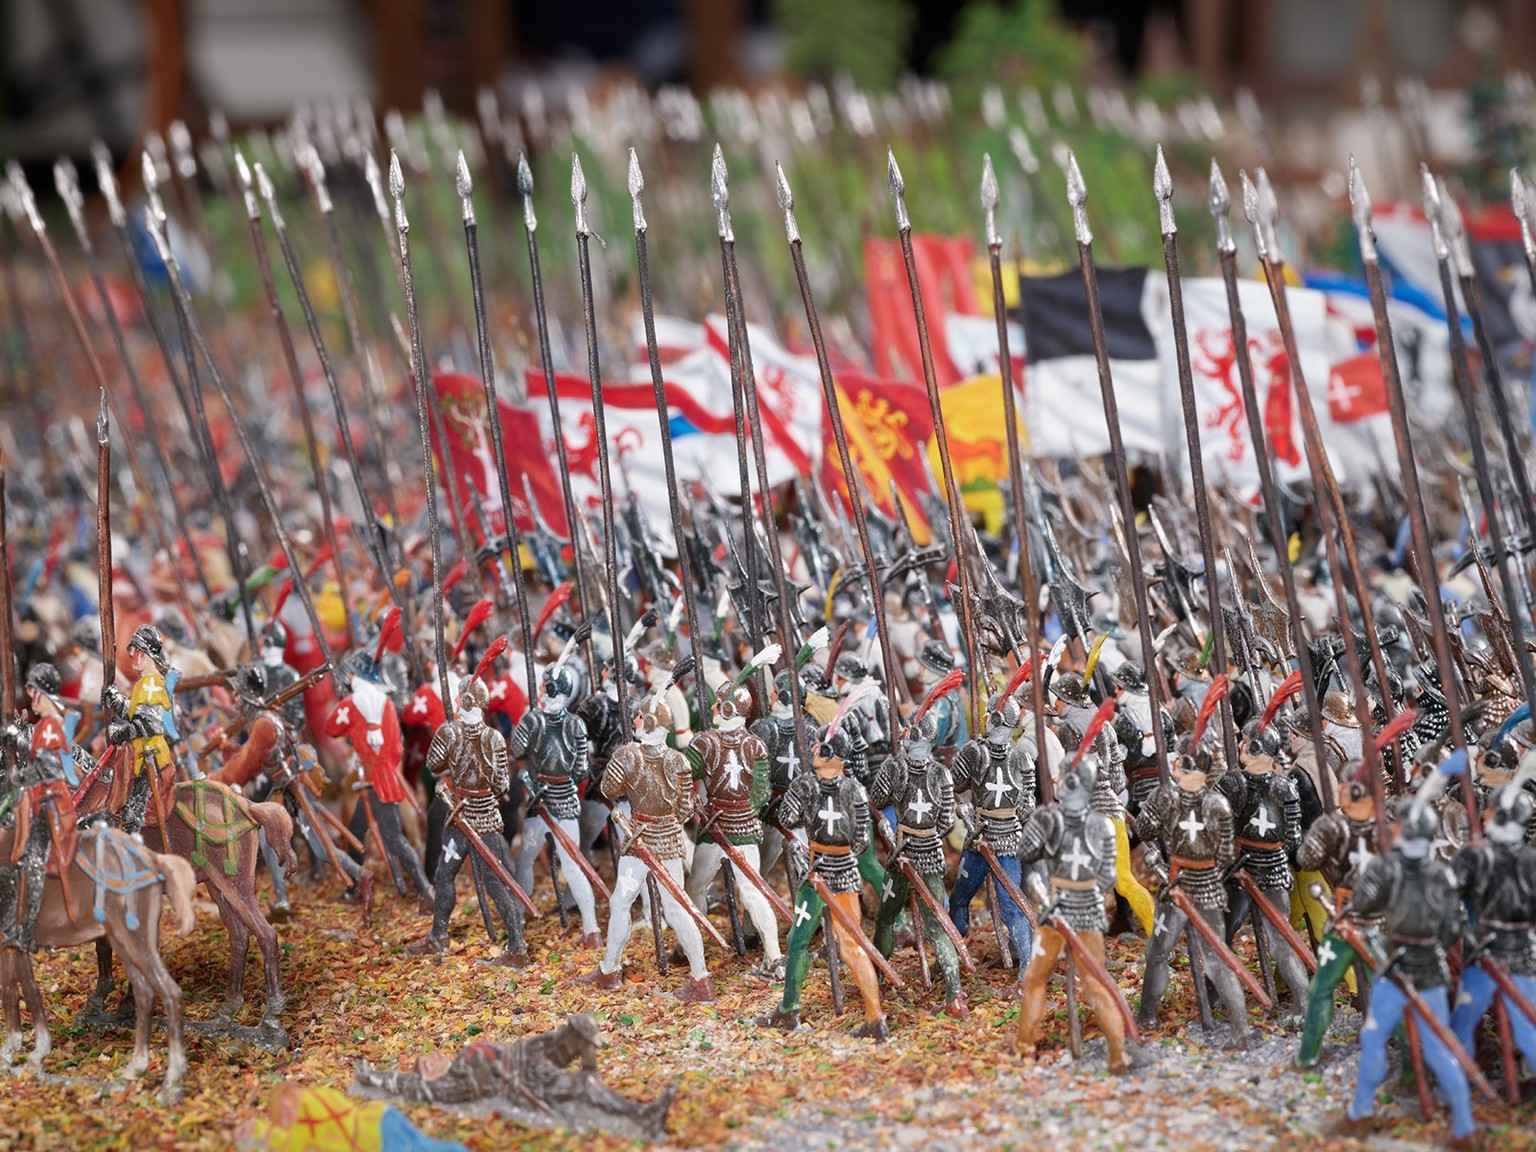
[126,670,174,774]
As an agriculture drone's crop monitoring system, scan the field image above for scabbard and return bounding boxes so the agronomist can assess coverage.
[708,828,792,921]
[610,810,726,950]
[449,807,540,919]
[892,852,974,972]
[534,801,611,902]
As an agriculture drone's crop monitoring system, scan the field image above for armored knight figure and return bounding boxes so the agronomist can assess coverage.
[1217,721,1309,1018]
[870,714,964,1016]
[257,620,304,729]
[100,624,179,834]
[4,664,79,950]
[1449,782,1536,1064]
[1092,723,1153,936]
[1137,743,1252,1047]
[751,673,803,883]
[574,655,639,855]
[756,725,886,1039]
[408,677,527,965]
[588,697,714,1003]
[1294,771,1383,1067]
[684,684,781,978]
[510,663,599,945]
[1342,798,1473,1143]
[949,697,1035,969]
[1014,748,1131,1072]
[833,653,891,765]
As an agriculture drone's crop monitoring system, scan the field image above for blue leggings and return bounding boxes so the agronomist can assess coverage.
[949,849,1032,969]
[1351,981,1474,1140]
[1451,964,1536,1065]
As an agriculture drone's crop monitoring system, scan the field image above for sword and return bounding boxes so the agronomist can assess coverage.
[1024,872,1142,1043]
[610,809,728,951]
[519,770,611,902]
[805,870,907,988]
[446,796,540,919]
[1232,868,1317,972]
[354,779,405,895]
[289,774,357,889]
[696,808,793,921]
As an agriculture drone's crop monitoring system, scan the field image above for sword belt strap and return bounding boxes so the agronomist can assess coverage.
[1236,837,1282,851]
[1388,932,1436,947]
[458,788,494,798]
[1051,878,1098,892]
[808,842,851,856]
[536,774,568,784]
[976,807,1016,819]
[1483,919,1532,932]
[1168,855,1212,881]
[897,824,937,839]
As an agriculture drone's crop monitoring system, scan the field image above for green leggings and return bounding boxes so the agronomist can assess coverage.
[874,868,961,999]
[1298,932,1366,1066]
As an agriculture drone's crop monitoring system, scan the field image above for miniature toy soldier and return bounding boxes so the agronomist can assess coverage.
[325,656,433,910]
[949,698,1035,967]
[408,676,528,965]
[1218,721,1309,1017]
[1341,798,1474,1143]
[587,696,714,1002]
[257,620,304,728]
[1050,671,1097,735]
[1093,723,1153,936]
[510,662,600,946]
[752,673,803,882]
[870,714,964,1016]
[915,641,966,755]
[100,624,179,835]
[1014,747,1132,1072]
[1137,743,1252,1047]
[684,685,781,978]
[1294,771,1381,1068]
[833,654,890,767]
[756,726,886,1039]
[4,665,79,950]
[1449,782,1536,1063]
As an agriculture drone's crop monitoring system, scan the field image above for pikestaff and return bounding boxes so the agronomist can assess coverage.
[235,152,357,648]
[1208,161,1333,795]
[145,200,342,699]
[257,158,399,606]
[0,470,12,725]
[515,153,597,644]
[139,153,260,652]
[53,158,212,602]
[389,152,453,710]
[456,150,535,692]
[1062,154,1171,784]
[1152,147,1239,772]
[628,148,711,730]
[979,155,1051,785]
[571,151,632,726]
[776,161,900,734]
[887,149,984,724]
[6,168,204,641]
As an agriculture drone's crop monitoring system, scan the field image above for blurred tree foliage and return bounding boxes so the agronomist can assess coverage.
[773,0,915,90]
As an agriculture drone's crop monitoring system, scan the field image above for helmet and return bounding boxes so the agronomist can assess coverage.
[542,663,577,703]
[344,647,381,684]
[918,641,954,676]
[127,624,168,669]
[1322,691,1360,729]
[835,653,868,683]
[1114,661,1145,693]
[457,678,489,713]
[1060,755,1099,812]
[154,613,187,645]
[1051,672,1092,708]
[1396,799,1438,846]
[1173,648,1207,678]
[715,684,754,723]
[1056,721,1083,754]
[904,713,937,755]
[986,697,1020,737]
[1488,785,1535,844]
[25,663,61,702]
[261,619,289,652]
[1242,720,1281,762]
[815,724,856,764]
[233,663,268,706]
[637,695,674,734]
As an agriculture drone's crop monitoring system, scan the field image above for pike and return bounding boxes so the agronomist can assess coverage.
[610,809,729,951]
[519,769,612,902]
[1152,147,1239,772]
[389,152,453,710]
[146,200,342,697]
[888,149,985,725]
[870,808,975,972]
[980,155,1051,777]
[97,393,115,687]
[0,470,12,725]
[457,151,536,692]
[630,149,714,732]
[515,153,597,651]
[138,154,260,652]
[1208,161,1331,796]
[1244,171,1392,826]
[1232,868,1317,972]
[444,796,541,919]
[53,157,212,602]
[571,151,632,727]
[235,153,357,647]
[775,160,898,736]
[260,154,400,606]
[1063,153,1172,784]
[697,808,794,921]
[805,871,907,989]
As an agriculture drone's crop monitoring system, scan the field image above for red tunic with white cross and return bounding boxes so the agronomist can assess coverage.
[324,679,407,804]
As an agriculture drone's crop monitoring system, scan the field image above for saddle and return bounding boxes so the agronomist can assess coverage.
[173,780,256,874]
[75,829,164,929]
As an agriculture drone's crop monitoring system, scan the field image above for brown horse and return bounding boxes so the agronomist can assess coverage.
[76,750,295,1044]
[0,825,195,1102]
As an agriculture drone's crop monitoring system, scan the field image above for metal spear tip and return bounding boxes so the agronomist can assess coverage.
[1346,155,1372,221]
[627,147,643,200]
[775,161,799,244]
[53,157,82,218]
[254,161,280,222]
[516,150,534,197]
[1208,158,1230,216]
[388,149,405,202]
[7,166,41,234]
[710,144,729,209]
[887,148,910,231]
[1419,163,1441,219]
[1064,152,1085,207]
[169,120,196,177]
[1255,166,1279,225]
[234,147,261,220]
[455,149,472,201]
[1153,144,1176,236]
[979,153,999,211]
[1512,168,1529,226]
[92,140,125,226]
[1239,168,1260,223]
[97,387,109,444]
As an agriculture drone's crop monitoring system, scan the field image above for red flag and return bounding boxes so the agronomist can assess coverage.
[818,372,935,541]
[1326,353,1390,423]
[864,235,976,386]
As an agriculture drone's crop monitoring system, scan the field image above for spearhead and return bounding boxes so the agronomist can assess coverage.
[456,150,474,225]
[304,146,333,214]
[254,162,283,229]
[1255,167,1282,258]
[1420,163,1448,260]
[516,151,537,233]
[91,141,126,228]
[363,149,389,226]
[1240,170,1268,261]
[233,148,260,220]
[144,203,171,264]
[169,120,197,179]
[1153,144,1175,237]
[8,166,42,235]
[571,151,590,236]
[979,153,1000,248]
[1439,178,1473,277]
[140,148,165,224]
[388,149,409,234]
[54,158,85,237]
[1065,151,1090,246]
[209,108,230,147]
[97,386,109,445]
[1347,156,1377,263]
[775,161,799,245]
[1513,169,1536,264]
[887,148,909,233]
[627,148,646,234]
[710,145,733,241]
[1208,159,1234,254]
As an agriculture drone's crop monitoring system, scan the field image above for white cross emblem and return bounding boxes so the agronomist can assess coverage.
[1348,836,1373,874]
[444,839,461,862]
[777,748,800,779]
[489,681,508,702]
[1153,911,1167,938]
[882,878,896,902]
[142,673,162,696]
[409,695,429,717]
[1062,836,1093,880]
[985,771,1010,808]
[1177,810,1206,844]
[297,817,311,838]
[1250,806,1276,839]
[794,900,812,926]
[1317,939,1336,968]
[335,704,352,727]
[908,790,933,823]
[817,798,844,836]
[37,726,60,749]
[723,748,746,791]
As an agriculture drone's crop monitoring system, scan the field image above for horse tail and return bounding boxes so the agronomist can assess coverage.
[248,801,297,876]
[155,852,198,936]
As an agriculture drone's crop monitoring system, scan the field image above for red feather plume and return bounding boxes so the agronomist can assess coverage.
[1188,674,1229,750]
[441,557,469,596]
[1374,707,1418,753]
[1258,669,1304,731]
[373,607,402,664]
[471,635,508,687]
[997,655,1035,704]
[532,581,574,640]
[910,668,966,730]
[452,598,495,662]
[303,542,333,578]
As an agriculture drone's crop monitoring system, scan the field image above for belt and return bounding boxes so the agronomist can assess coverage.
[1130,765,1160,780]
[1051,877,1098,892]
[1236,837,1282,852]
[1335,885,1353,904]
[1168,855,1213,881]
[976,808,1017,820]
[457,787,493,799]
[808,842,851,856]
[537,774,569,784]
[897,824,938,839]
[1483,919,1533,933]
[1388,933,1436,947]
